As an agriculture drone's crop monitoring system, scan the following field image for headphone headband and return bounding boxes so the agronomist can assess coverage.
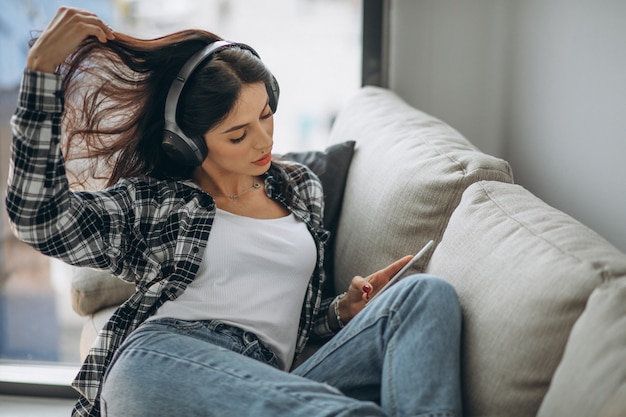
[162,40,279,166]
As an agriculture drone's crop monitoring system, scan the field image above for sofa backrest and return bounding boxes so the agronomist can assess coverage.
[328,86,626,416]
[328,86,513,292]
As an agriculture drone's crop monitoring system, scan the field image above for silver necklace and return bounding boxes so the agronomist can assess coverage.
[209,181,261,202]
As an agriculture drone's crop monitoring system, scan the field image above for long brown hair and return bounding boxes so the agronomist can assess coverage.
[56,30,275,187]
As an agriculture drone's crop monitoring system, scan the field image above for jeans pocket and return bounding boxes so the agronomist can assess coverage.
[242,336,280,369]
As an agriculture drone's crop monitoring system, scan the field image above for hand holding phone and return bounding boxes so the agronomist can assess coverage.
[368,240,435,302]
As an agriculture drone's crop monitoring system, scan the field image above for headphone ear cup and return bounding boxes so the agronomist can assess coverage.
[267,75,280,114]
[162,130,208,166]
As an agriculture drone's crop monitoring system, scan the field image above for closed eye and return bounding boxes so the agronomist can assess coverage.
[228,101,272,144]
[230,131,247,144]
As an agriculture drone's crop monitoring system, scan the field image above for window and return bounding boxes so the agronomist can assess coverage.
[0,0,362,392]
[113,0,363,153]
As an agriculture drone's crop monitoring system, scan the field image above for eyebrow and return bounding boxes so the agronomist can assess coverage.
[220,99,270,135]
[221,122,249,134]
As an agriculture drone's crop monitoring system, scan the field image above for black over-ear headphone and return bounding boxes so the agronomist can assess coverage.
[162,40,280,166]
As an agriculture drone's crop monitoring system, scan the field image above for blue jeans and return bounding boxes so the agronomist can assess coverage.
[100,275,462,417]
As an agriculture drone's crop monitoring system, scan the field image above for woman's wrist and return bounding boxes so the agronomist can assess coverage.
[26,48,58,74]
[329,292,348,331]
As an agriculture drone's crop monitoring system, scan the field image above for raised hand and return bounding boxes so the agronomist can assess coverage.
[338,255,414,322]
[26,7,115,73]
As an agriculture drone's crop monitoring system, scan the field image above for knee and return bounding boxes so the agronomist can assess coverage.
[397,274,462,320]
[417,274,459,303]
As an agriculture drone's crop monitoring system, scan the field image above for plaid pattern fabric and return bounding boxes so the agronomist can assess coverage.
[7,70,333,417]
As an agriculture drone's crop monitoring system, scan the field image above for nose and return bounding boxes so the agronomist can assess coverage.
[254,119,273,151]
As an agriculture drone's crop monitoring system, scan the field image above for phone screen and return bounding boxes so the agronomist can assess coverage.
[369,240,435,302]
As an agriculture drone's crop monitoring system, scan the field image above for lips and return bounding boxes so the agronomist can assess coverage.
[253,153,272,166]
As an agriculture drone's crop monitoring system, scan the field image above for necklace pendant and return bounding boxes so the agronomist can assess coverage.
[217,181,261,203]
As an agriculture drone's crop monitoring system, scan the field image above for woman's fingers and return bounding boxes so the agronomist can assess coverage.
[366,255,414,292]
[27,7,114,73]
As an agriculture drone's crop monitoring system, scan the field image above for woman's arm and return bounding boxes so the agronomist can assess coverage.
[6,68,133,270]
[5,8,126,269]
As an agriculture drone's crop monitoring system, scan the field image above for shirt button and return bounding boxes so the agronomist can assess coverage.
[192,246,199,253]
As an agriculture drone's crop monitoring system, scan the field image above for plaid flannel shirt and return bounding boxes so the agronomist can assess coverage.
[6,69,334,417]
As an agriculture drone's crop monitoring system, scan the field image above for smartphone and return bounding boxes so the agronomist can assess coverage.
[369,240,435,302]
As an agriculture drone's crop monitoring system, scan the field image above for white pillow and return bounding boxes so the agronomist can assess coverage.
[426,180,626,417]
[538,277,626,417]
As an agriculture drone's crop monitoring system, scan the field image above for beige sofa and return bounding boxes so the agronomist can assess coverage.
[72,86,626,417]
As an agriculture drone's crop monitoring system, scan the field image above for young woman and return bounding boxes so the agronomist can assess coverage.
[6,7,463,417]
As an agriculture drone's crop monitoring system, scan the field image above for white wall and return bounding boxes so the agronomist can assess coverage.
[389,0,626,252]
[389,0,511,158]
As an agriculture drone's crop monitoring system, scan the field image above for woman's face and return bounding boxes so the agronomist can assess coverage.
[197,82,274,180]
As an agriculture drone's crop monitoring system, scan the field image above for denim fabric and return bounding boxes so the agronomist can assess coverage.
[101,275,462,417]
[294,275,463,417]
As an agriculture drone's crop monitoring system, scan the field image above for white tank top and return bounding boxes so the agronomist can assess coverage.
[152,208,317,370]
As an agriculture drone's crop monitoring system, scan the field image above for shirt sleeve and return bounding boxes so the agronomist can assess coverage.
[312,296,337,338]
[5,69,131,274]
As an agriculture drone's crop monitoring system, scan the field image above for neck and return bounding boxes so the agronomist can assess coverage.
[196,175,261,202]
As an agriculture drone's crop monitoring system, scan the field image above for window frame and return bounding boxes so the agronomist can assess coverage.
[362,0,390,87]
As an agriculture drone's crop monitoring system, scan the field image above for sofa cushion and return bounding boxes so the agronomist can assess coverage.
[537,277,626,417]
[71,141,357,316]
[328,86,513,292]
[425,180,626,417]
[71,267,135,317]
